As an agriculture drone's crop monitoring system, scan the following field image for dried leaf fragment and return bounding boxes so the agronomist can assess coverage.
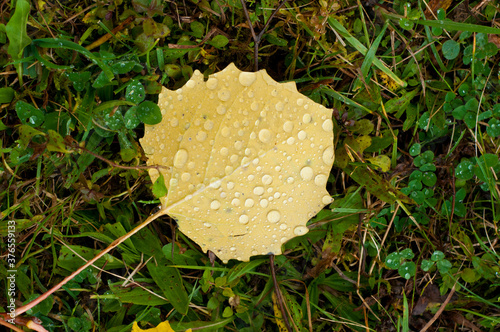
[140,63,335,262]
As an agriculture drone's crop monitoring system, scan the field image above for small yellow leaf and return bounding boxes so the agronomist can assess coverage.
[38,0,46,11]
[46,130,73,153]
[272,291,288,332]
[356,135,372,152]
[132,321,192,332]
[366,155,391,172]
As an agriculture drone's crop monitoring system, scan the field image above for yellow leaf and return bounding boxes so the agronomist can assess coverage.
[38,0,46,11]
[82,10,97,24]
[366,155,391,172]
[272,291,288,332]
[140,63,335,263]
[132,321,192,332]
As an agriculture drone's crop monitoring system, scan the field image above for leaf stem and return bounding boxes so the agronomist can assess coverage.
[239,0,289,71]
[15,209,166,317]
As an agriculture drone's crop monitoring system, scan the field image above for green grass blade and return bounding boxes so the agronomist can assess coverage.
[227,259,267,283]
[32,38,114,80]
[402,292,409,332]
[457,308,500,326]
[417,20,500,34]
[320,87,373,114]
[328,17,407,87]
[170,317,235,331]
[361,22,389,78]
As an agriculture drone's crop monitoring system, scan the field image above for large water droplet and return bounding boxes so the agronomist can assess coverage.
[314,174,328,186]
[242,157,251,167]
[258,129,272,144]
[262,174,273,185]
[283,121,294,133]
[251,101,259,111]
[217,105,226,115]
[234,141,243,150]
[196,131,207,141]
[206,78,218,90]
[204,120,214,130]
[245,198,255,207]
[293,225,308,236]
[186,79,196,88]
[322,146,334,164]
[253,186,265,195]
[238,72,257,86]
[303,114,312,123]
[300,166,314,180]
[322,119,333,132]
[267,210,281,223]
[298,130,307,140]
[181,172,191,182]
[221,126,231,137]
[218,89,231,101]
[231,198,241,206]
[173,149,188,168]
[322,195,333,204]
[260,199,269,208]
[239,214,249,224]
[210,200,221,210]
